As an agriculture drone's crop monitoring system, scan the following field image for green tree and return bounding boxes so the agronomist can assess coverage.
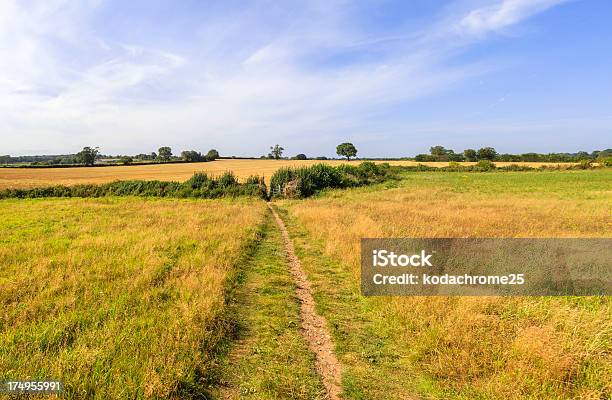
[429,145,449,157]
[206,149,220,161]
[336,142,358,161]
[477,147,498,160]
[293,153,307,160]
[158,147,172,161]
[76,146,99,166]
[181,150,204,162]
[463,149,477,161]
[575,151,590,160]
[119,156,133,165]
[269,144,284,160]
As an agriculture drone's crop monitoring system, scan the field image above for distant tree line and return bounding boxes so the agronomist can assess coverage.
[414,146,612,163]
[2,141,611,166]
[0,146,220,166]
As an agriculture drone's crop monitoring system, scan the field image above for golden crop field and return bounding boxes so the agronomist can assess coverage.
[0,197,266,398]
[277,170,612,399]
[0,159,575,189]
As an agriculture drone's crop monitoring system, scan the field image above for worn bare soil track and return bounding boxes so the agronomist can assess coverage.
[267,203,343,400]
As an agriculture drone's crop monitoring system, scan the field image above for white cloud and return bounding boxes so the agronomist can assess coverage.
[458,0,569,35]
[0,0,573,155]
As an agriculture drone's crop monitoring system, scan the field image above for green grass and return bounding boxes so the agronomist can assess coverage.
[215,214,326,399]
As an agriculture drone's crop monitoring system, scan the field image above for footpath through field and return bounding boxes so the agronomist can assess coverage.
[217,209,339,399]
[267,203,343,400]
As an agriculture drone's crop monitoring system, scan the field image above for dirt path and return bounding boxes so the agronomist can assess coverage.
[267,203,343,400]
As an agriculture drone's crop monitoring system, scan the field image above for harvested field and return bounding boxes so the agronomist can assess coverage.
[0,159,575,189]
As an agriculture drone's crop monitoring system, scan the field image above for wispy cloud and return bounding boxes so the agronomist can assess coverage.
[0,0,580,155]
[458,0,570,36]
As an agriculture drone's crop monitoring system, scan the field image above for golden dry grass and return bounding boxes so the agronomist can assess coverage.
[0,159,575,189]
[278,170,612,399]
[0,197,266,398]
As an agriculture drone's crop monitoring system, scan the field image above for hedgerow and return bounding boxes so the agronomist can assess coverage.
[0,173,267,200]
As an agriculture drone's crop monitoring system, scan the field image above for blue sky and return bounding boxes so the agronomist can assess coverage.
[1,0,610,157]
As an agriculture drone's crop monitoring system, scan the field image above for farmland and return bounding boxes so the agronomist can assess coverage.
[1,169,610,399]
[275,169,612,399]
[0,159,576,189]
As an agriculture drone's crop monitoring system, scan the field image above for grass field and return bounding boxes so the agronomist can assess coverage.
[0,197,266,398]
[276,170,612,399]
[2,169,609,399]
[0,159,576,189]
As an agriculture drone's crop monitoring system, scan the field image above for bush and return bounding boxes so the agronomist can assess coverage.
[443,161,465,172]
[598,156,612,167]
[185,173,210,189]
[571,160,593,170]
[245,175,264,185]
[473,160,496,171]
[499,164,534,172]
[270,162,393,198]
[307,164,344,190]
[217,171,238,187]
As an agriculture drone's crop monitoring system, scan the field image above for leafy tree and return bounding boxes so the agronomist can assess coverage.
[294,153,307,160]
[336,142,358,161]
[181,150,204,162]
[206,149,220,161]
[463,149,477,161]
[429,145,449,157]
[119,156,133,165]
[448,152,465,162]
[158,146,172,161]
[477,147,498,160]
[414,154,432,162]
[575,151,590,160]
[269,144,284,160]
[76,146,99,166]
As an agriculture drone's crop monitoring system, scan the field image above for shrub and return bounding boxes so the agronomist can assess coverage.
[270,161,394,198]
[571,160,593,170]
[499,164,534,172]
[185,173,210,189]
[443,161,465,172]
[245,175,264,185]
[598,156,612,167]
[217,171,238,187]
[473,160,496,171]
[357,161,380,177]
[307,164,344,190]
